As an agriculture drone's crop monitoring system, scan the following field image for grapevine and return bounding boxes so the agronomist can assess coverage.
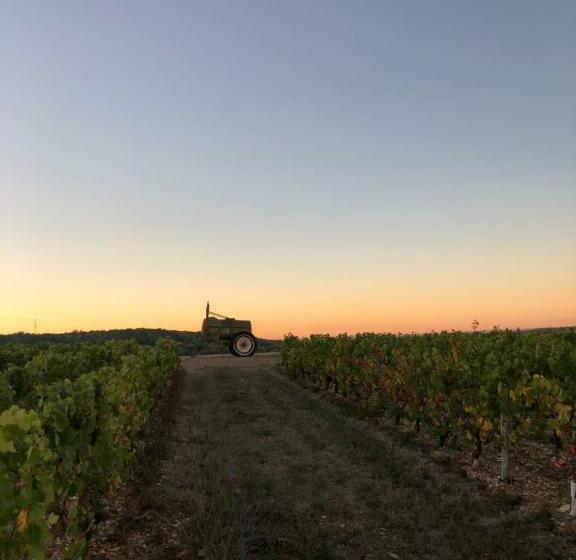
[0,339,180,559]
[282,329,576,490]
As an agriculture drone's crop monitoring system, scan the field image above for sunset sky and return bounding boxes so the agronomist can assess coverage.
[1,1,575,338]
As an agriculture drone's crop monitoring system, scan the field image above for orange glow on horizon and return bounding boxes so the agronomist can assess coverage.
[2,223,575,339]
[2,291,574,340]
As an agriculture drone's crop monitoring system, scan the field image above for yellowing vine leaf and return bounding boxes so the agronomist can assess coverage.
[556,403,572,425]
[480,419,493,433]
[16,509,29,533]
[0,436,16,453]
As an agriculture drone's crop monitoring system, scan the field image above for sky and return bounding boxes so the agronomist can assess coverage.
[1,1,575,338]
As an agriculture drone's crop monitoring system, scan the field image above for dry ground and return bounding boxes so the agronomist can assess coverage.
[87,354,573,560]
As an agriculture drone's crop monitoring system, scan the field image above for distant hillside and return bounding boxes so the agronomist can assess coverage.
[523,326,576,334]
[0,328,282,355]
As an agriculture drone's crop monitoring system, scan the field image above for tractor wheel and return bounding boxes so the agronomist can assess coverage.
[231,332,257,357]
[227,342,237,357]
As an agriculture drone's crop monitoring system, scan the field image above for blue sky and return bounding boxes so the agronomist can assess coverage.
[1,1,575,335]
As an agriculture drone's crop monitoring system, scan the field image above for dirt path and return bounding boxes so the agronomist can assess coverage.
[88,354,570,560]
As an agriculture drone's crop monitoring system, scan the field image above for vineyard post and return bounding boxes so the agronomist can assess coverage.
[500,414,510,482]
[571,432,576,516]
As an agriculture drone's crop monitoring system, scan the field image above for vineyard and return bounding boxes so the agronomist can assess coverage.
[3,329,576,559]
[281,329,576,502]
[0,339,180,559]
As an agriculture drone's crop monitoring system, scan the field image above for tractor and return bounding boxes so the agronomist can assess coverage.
[201,302,258,357]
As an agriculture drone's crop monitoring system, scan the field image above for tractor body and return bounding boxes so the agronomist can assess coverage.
[201,303,257,357]
[201,317,253,343]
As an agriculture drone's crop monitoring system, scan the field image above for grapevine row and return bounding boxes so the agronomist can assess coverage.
[0,339,180,559]
[281,329,576,496]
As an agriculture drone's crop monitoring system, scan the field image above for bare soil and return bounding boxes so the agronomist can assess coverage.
[87,354,574,559]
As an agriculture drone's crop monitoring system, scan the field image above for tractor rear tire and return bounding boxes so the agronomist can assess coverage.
[231,332,257,357]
